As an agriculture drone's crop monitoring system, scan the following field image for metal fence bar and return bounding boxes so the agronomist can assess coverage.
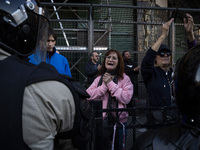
[90,100,179,150]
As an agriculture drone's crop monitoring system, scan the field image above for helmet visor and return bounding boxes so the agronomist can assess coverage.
[0,0,49,57]
[32,16,49,63]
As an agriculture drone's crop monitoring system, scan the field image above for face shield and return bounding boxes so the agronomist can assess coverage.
[32,16,49,63]
[195,64,200,85]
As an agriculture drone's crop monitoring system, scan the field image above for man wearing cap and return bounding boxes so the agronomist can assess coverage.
[141,13,196,108]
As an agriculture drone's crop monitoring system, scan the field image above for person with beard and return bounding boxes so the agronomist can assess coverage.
[122,51,140,84]
[122,51,140,108]
[85,51,101,87]
[29,27,71,77]
[86,49,133,150]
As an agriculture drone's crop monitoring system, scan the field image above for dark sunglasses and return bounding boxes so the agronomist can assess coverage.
[157,51,172,57]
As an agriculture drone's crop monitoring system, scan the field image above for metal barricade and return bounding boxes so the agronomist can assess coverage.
[89,100,179,150]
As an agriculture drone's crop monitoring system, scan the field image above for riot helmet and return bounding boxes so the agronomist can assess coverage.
[0,0,49,62]
[174,44,200,118]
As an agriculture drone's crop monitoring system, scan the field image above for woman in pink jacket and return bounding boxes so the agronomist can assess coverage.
[87,49,133,150]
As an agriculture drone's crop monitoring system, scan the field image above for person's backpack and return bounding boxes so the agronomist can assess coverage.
[26,63,93,150]
[54,74,93,149]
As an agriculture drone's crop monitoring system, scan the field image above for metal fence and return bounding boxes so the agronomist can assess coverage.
[41,2,200,105]
[40,2,200,149]
[90,100,179,150]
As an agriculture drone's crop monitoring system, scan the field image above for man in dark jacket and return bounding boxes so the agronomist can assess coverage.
[122,51,140,84]
[85,51,101,87]
[122,51,140,107]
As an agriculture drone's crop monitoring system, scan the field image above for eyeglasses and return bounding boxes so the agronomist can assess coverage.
[157,51,172,57]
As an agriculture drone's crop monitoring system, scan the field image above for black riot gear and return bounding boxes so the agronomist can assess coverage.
[174,44,200,118]
[0,0,49,61]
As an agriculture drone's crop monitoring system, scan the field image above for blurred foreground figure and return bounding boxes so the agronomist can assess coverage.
[132,44,200,150]
[0,0,91,150]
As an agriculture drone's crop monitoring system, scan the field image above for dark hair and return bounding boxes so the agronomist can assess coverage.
[122,50,128,57]
[98,49,124,79]
[90,51,97,57]
[48,27,57,41]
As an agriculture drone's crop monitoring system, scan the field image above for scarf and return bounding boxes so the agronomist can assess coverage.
[98,72,118,125]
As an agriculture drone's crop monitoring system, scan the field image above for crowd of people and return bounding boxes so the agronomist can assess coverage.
[1,0,200,150]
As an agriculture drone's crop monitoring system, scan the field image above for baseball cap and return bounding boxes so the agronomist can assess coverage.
[158,44,171,53]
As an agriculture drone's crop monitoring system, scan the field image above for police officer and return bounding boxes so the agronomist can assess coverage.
[0,0,90,150]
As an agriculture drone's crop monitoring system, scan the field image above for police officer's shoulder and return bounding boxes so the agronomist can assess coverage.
[152,124,183,150]
[133,129,157,149]
[134,124,181,150]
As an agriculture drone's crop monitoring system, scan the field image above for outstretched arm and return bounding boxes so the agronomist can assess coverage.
[151,18,174,52]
